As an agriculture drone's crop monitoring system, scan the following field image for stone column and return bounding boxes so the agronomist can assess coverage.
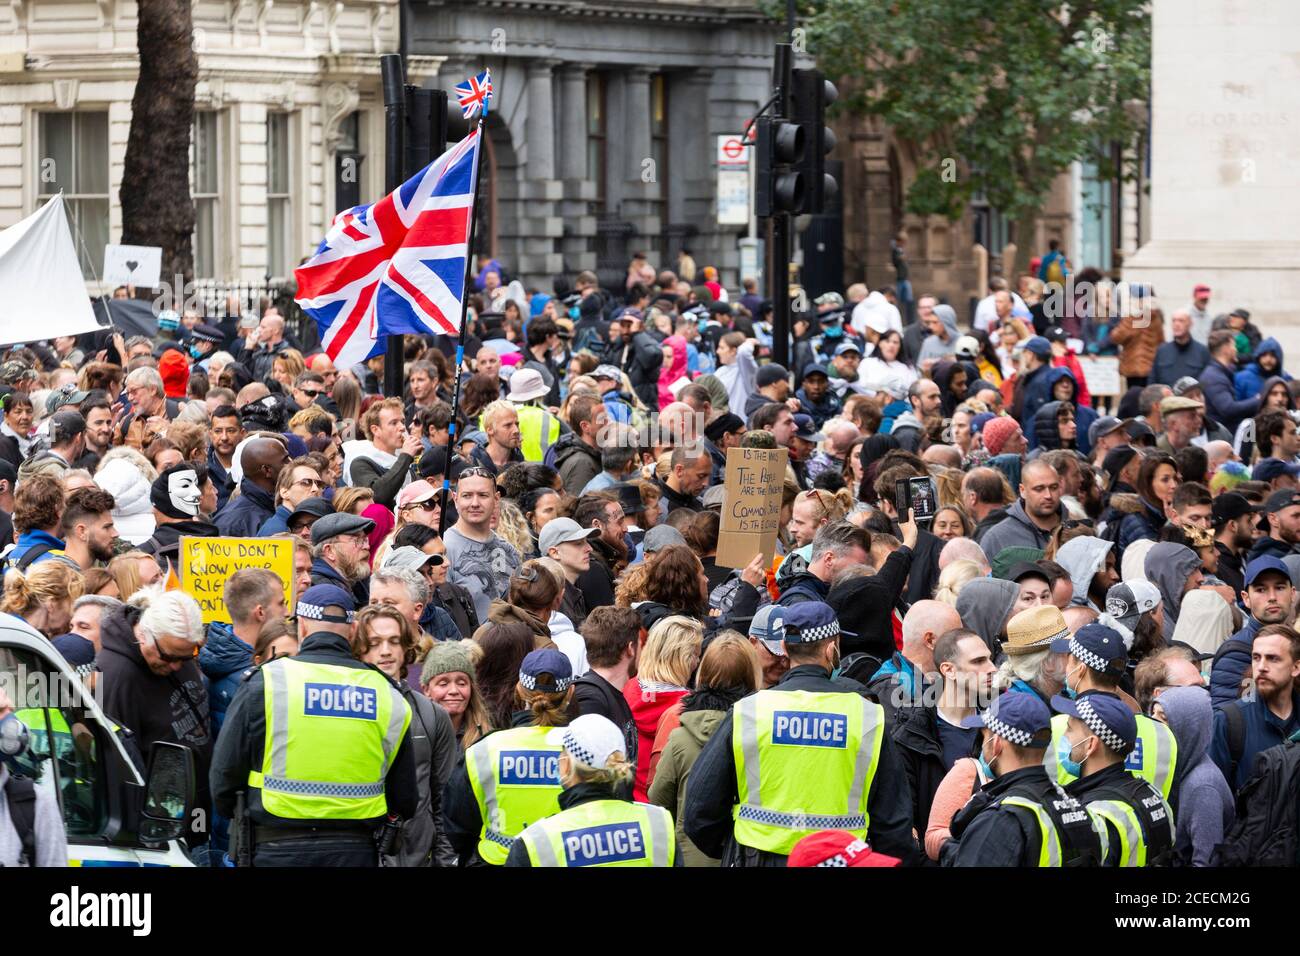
[621,67,659,260]
[557,63,596,272]
[525,59,556,181]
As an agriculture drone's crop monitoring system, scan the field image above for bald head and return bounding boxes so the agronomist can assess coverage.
[1021,459,1058,486]
[241,437,290,493]
[939,536,990,574]
[900,600,962,675]
[236,382,270,408]
[825,420,861,457]
[1205,440,1233,473]
[922,444,962,469]
[1062,606,1098,634]
[660,401,699,443]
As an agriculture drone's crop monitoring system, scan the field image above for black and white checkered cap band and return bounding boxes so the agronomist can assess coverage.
[984,712,1035,747]
[788,620,841,643]
[1031,625,1069,648]
[560,730,596,766]
[519,672,576,693]
[1069,637,1110,673]
[297,602,355,623]
[1075,695,1127,753]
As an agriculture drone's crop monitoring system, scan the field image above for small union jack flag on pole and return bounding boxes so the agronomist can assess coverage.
[455,68,493,119]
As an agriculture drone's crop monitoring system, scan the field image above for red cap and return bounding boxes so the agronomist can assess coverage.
[1193,283,1211,295]
[787,830,902,868]
[158,349,190,399]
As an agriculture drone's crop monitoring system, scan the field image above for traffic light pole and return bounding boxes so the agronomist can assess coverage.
[769,42,792,370]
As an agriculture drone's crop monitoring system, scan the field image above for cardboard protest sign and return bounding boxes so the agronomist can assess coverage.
[180,536,294,624]
[716,446,788,570]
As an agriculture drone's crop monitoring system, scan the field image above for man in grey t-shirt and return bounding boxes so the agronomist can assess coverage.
[443,468,521,622]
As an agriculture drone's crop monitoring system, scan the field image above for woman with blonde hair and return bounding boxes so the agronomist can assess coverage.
[332,373,362,440]
[271,349,306,390]
[1,561,84,637]
[106,551,164,602]
[934,559,983,606]
[332,486,375,516]
[623,613,704,801]
[492,498,536,559]
[649,632,760,866]
[444,646,575,866]
[506,712,675,866]
[422,640,492,750]
[787,487,854,549]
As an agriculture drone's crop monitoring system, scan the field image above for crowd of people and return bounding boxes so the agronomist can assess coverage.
[1,250,1298,868]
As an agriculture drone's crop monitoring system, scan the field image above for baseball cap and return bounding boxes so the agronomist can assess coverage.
[1051,691,1136,755]
[834,340,862,357]
[310,511,376,546]
[381,545,445,572]
[1171,376,1201,397]
[787,830,901,868]
[0,458,16,485]
[1087,416,1125,448]
[1263,488,1300,513]
[1050,623,1129,678]
[519,647,575,693]
[1023,336,1052,358]
[960,691,1051,746]
[538,516,599,555]
[1160,395,1204,416]
[1044,326,1068,344]
[1212,491,1261,526]
[756,364,789,388]
[287,496,333,525]
[396,479,439,510]
[593,364,623,382]
[1253,458,1300,483]
[50,633,96,668]
[1103,580,1162,636]
[45,383,89,416]
[802,362,829,380]
[1007,561,1051,585]
[643,524,687,554]
[792,414,825,442]
[954,335,980,360]
[749,605,788,656]
[783,601,855,643]
[1245,555,1292,587]
[609,482,645,519]
[1101,445,1139,484]
[1194,283,1212,295]
[297,583,356,623]
[547,713,627,769]
[1124,419,1156,445]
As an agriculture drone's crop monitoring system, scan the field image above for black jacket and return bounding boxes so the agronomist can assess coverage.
[680,664,919,866]
[775,571,830,607]
[430,582,479,638]
[654,476,702,515]
[99,602,212,841]
[827,545,912,661]
[575,537,620,612]
[571,670,638,766]
[890,700,949,837]
[310,556,370,609]
[602,330,664,410]
[905,529,942,607]
[214,480,276,537]
[139,518,221,568]
[1215,541,1246,599]
[941,765,1102,867]
[1065,761,1175,866]
[552,432,602,497]
[388,686,457,867]
[209,631,417,827]
[971,507,1010,545]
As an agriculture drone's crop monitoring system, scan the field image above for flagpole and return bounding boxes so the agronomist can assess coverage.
[438,95,489,534]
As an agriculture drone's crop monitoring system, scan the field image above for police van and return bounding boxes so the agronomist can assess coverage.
[1,614,197,867]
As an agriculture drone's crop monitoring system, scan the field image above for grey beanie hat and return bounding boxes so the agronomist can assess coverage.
[420,641,477,686]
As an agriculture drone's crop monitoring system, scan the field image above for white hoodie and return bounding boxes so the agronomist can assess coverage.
[94,457,157,545]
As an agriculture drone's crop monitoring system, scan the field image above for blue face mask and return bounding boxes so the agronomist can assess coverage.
[189,346,203,360]
[1064,663,1085,699]
[822,324,844,340]
[1057,735,1087,778]
[976,738,996,781]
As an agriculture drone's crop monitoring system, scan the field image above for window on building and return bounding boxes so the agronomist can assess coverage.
[266,112,292,279]
[970,190,1009,256]
[1079,154,1114,271]
[192,111,220,279]
[334,111,364,214]
[38,111,109,280]
[586,74,606,211]
[651,74,669,226]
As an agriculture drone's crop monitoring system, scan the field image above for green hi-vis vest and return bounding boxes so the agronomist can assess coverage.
[731,689,885,856]
[999,796,1064,866]
[516,406,558,463]
[518,799,675,867]
[248,658,410,820]
[1044,712,1178,800]
[466,725,564,865]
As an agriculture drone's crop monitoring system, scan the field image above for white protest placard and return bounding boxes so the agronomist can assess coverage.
[102,243,162,288]
[1077,356,1122,397]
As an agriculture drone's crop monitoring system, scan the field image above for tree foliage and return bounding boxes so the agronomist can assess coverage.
[805,0,1150,240]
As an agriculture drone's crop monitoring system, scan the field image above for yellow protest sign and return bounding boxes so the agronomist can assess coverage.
[179,536,294,624]
[716,446,788,570]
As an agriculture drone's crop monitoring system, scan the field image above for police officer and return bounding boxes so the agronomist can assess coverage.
[1055,691,1175,867]
[940,693,1103,867]
[1044,622,1179,802]
[505,714,675,867]
[209,584,417,867]
[444,648,573,865]
[681,601,916,866]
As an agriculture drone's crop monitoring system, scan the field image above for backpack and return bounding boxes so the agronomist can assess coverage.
[1044,253,1066,286]
[1213,740,1300,866]
[2,541,58,574]
[4,772,37,865]
[1221,698,1248,787]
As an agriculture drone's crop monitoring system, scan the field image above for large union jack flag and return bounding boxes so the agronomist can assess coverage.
[455,68,493,119]
[294,129,481,368]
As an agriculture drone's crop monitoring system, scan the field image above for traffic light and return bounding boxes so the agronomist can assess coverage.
[791,68,838,215]
[755,115,805,218]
